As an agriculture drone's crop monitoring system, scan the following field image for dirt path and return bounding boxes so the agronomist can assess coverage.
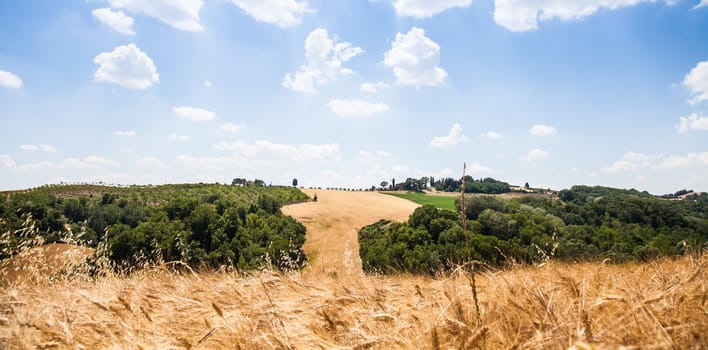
[282,189,419,277]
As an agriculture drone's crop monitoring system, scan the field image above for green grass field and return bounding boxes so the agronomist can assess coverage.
[382,192,457,210]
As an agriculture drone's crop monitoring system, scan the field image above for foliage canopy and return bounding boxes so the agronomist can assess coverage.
[360,186,708,274]
[0,183,309,271]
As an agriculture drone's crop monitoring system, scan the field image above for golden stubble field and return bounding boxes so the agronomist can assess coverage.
[281,189,420,277]
[0,190,706,349]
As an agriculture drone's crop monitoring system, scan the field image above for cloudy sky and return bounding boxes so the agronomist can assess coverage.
[1,0,707,194]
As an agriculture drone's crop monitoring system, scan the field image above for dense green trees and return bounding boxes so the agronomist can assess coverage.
[432,176,511,194]
[385,177,430,192]
[0,184,309,271]
[360,186,708,274]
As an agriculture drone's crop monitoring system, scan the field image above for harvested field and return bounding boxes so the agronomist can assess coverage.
[282,189,419,277]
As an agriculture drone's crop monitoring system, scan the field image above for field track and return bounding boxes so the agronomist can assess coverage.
[282,189,419,277]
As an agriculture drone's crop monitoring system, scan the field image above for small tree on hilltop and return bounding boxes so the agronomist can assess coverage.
[292,178,298,187]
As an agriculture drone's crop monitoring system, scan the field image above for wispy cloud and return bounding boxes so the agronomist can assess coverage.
[484,131,504,139]
[107,0,205,32]
[328,99,389,117]
[20,144,57,152]
[114,130,137,137]
[173,106,216,122]
[392,0,471,18]
[92,8,135,35]
[220,123,242,132]
[523,148,550,161]
[168,133,191,142]
[231,0,313,28]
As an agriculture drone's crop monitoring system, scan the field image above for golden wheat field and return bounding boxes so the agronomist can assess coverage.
[0,190,706,349]
[0,254,705,349]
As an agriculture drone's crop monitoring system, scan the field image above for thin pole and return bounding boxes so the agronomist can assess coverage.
[461,163,469,261]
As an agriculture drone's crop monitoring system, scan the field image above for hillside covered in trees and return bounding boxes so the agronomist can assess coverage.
[434,175,512,194]
[359,186,708,274]
[0,183,309,270]
[379,176,513,194]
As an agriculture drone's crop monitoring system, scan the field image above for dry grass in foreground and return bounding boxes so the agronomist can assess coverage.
[0,255,705,349]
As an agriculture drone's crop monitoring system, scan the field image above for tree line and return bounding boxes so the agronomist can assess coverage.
[378,176,512,194]
[434,175,511,194]
[0,183,309,271]
[359,186,708,274]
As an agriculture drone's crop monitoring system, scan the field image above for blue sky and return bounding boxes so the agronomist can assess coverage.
[1,0,707,194]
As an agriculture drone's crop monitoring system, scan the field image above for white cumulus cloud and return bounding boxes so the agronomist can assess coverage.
[283,28,363,94]
[694,0,708,9]
[107,0,204,32]
[523,148,549,161]
[231,0,312,28]
[384,27,447,87]
[173,106,216,121]
[360,81,390,94]
[393,0,472,18]
[92,8,135,35]
[114,130,137,137]
[0,70,22,88]
[529,124,556,136]
[94,44,159,89]
[676,113,708,133]
[493,0,675,32]
[328,99,390,117]
[683,60,708,105]
[431,123,466,148]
